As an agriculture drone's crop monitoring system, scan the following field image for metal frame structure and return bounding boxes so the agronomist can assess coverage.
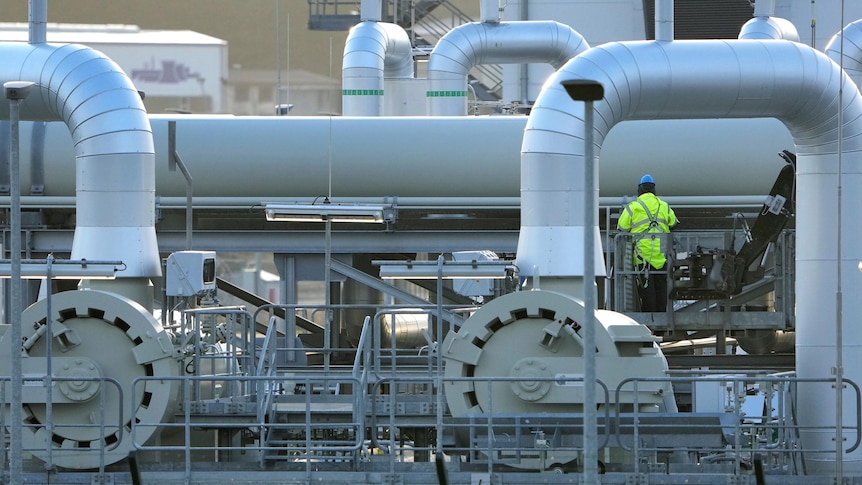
[3,298,856,484]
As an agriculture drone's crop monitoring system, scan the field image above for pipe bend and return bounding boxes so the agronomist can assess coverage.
[342,21,413,116]
[825,19,862,85]
[539,40,862,137]
[429,20,589,77]
[343,21,413,78]
[428,20,589,116]
[739,17,800,41]
[0,41,158,278]
[520,38,862,281]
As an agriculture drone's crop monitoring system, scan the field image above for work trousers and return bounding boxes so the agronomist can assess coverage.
[636,262,668,312]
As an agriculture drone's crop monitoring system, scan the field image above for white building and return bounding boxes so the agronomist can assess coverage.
[0,22,228,114]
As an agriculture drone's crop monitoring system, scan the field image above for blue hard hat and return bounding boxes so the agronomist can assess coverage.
[639,174,655,185]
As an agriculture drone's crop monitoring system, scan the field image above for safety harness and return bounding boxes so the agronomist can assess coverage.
[625,198,669,288]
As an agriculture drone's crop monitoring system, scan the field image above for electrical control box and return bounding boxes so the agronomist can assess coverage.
[165,251,217,297]
[452,250,498,297]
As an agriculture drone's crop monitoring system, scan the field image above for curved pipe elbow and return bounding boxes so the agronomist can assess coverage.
[519,39,862,278]
[527,40,862,146]
[825,20,862,87]
[342,21,413,115]
[0,42,158,278]
[343,21,413,78]
[739,17,799,41]
[429,20,588,77]
[428,21,589,116]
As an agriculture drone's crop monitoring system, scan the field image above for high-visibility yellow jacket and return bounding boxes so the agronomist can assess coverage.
[617,193,677,269]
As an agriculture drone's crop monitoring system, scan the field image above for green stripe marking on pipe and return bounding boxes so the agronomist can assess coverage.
[342,89,384,96]
[426,91,468,97]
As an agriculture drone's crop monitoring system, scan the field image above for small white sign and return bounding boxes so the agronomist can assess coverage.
[554,374,585,387]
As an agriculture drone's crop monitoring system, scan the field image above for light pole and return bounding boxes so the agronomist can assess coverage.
[561,79,604,483]
[5,79,35,485]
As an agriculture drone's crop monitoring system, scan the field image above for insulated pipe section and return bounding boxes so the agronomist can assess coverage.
[0,42,159,278]
[15,115,794,198]
[427,21,589,116]
[342,21,413,116]
[825,19,862,89]
[522,38,862,473]
[738,0,800,41]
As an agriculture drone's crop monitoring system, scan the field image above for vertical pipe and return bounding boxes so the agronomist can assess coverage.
[480,0,501,23]
[754,0,776,16]
[360,0,383,22]
[655,0,673,41]
[28,0,47,44]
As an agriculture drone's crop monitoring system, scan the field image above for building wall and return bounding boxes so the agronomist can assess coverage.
[1,0,349,115]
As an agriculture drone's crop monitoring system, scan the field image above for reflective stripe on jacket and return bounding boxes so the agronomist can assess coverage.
[617,193,677,269]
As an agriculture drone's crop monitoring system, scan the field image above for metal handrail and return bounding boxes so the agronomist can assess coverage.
[369,374,612,454]
[614,374,862,471]
[352,315,373,380]
[131,374,366,471]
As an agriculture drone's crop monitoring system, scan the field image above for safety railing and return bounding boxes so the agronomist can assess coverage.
[11,308,851,483]
[352,371,860,477]
[612,231,674,314]
[368,374,612,474]
[252,302,476,375]
[614,373,860,475]
[611,230,795,332]
[175,306,258,400]
[131,373,365,475]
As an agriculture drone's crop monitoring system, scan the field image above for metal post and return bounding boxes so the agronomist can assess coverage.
[167,121,193,250]
[44,253,53,470]
[324,218,332,370]
[436,254,445,457]
[5,80,35,485]
[561,79,604,483]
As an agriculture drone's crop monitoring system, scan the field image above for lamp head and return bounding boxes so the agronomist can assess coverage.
[560,79,604,102]
[4,81,35,101]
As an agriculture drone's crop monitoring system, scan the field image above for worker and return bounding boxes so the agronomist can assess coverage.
[617,174,678,312]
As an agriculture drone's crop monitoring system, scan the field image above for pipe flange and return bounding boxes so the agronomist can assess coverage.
[510,357,552,401]
[57,357,102,402]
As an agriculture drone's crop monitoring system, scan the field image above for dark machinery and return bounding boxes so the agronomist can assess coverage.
[670,151,795,300]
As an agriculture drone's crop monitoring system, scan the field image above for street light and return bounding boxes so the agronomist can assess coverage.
[376,259,514,279]
[264,202,388,223]
[560,78,604,484]
[5,79,35,484]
